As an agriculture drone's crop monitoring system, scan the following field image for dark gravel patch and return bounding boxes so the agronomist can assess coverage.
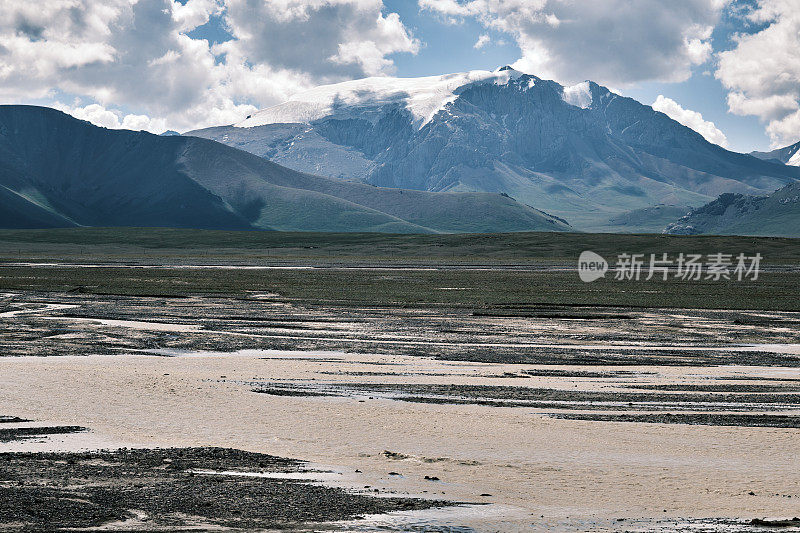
[546,413,800,428]
[625,384,800,393]
[0,447,449,530]
[327,383,800,406]
[0,425,86,442]
[0,416,30,424]
[521,369,655,378]
[472,310,633,320]
[251,386,340,397]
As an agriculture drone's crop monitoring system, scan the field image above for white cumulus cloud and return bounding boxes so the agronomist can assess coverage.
[220,0,419,79]
[53,102,169,133]
[652,95,729,148]
[0,0,419,133]
[715,0,800,148]
[419,0,727,87]
[474,34,490,49]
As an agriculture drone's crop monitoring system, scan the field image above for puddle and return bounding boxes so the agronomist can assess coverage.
[338,503,530,532]
[42,317,202,333]
[192,468,345,482]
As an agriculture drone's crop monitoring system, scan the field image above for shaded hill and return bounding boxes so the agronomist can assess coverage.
[0,184,77,228]
[0,106,251,230]
[189,67,800,231]
[663,182,800,237]
[0,105,570,233]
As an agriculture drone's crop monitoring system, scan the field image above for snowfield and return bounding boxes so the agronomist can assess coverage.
[235,67,527,130]
[787,145,800,166]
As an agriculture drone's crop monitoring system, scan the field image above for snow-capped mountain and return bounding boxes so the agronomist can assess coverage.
[188,67,800,231]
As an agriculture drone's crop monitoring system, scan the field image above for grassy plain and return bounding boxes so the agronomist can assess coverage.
[0,227,798,310]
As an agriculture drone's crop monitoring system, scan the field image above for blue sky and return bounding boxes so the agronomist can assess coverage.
[2,1,797,153]
[384,1,521,76]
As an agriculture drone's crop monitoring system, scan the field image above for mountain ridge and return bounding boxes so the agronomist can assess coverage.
[0,105,570,233]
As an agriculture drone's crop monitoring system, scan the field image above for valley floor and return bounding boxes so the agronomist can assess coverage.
[0,230,799,531]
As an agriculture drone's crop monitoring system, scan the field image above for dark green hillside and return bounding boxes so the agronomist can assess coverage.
[0,105,569,234]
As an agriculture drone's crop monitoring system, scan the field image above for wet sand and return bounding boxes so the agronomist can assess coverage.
[1,351,799,531]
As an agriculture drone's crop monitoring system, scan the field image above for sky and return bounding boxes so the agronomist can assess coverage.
[0,0,798,153]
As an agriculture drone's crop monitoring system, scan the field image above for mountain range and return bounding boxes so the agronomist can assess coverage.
[3,67,800,235]
[188,67,800,232]
[0,105,569,233]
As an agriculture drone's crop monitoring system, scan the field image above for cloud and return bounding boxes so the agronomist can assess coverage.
[652,95,729,148]
[0,0,419,132]
[58,103,123,131]
[53,102,169,133]
[715,0,800,147]
[419,0,727,87]
[220,0,419,79]
[473,34,490,49]
[171,0,223,32]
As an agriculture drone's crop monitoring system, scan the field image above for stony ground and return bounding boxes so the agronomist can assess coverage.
[0,443,447,531]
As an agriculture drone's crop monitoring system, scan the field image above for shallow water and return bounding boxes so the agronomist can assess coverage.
[0,302,77,318]
[42,316,201,332]
[16,300,800,354]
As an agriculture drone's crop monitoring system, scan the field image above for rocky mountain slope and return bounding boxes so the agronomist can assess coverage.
[663,182,800,237]
[750,140,800,166]
[602,205,692,234]
[188,67,800,232]
[0,105,570,233]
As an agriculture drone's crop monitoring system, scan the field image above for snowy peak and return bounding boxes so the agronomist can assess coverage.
[236,67,534,130]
